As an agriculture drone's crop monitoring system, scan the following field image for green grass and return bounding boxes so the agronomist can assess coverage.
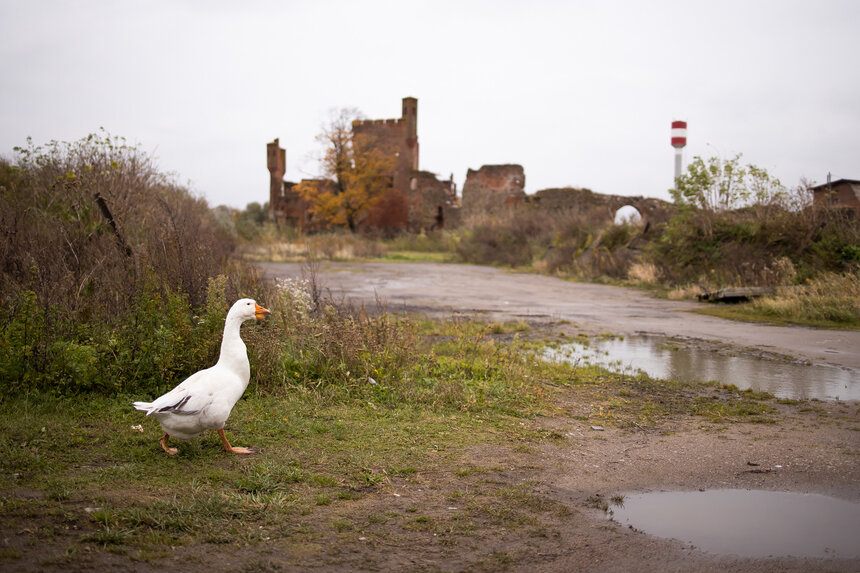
[691,304,860,330]
[380,250,454,263]
[0,318,790,569]
[0,390,520,549]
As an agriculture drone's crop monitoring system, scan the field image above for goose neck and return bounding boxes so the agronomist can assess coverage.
[217,315,248,366]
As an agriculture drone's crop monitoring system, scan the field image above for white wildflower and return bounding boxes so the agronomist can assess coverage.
[276,277,313,317]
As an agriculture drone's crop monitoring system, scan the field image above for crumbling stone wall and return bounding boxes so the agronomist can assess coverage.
[461,164,526,215]
[531,188,672,225]
[269,99,673,232]
[351,97,459,231]
[458,164,671,226]
[267,139,314,230]
[407,171,457,231]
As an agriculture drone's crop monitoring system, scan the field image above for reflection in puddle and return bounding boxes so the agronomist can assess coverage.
[545,336,860,401]
[611,490,860,559]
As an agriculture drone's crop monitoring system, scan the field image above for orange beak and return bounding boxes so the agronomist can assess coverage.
[254,303,270,320]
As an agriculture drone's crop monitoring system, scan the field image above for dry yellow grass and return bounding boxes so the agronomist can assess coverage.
[753,271,860,325]
[627,262,660,284]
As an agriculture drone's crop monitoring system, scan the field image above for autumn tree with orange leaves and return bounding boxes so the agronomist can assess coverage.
[296,108,395,232]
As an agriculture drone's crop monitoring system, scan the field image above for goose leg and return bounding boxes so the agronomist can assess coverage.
[160,433,178,455]
[217,429,254,454]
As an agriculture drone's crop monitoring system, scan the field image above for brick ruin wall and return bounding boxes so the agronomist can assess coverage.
[351,98,461,231]
[268,98,458,231]
[407,170,457,230]
[531,187,672,225]
[459,164,672,226]
[267,138,285,211]
[269,98,673,231]
[351,118,411,229]
[460,165,526,216]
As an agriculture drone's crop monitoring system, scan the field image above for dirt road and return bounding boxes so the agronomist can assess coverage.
[258,261,860,370]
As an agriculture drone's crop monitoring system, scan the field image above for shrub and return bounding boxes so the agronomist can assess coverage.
[455,210,558,267]
[0,133,245,395]
[650,202,860,287]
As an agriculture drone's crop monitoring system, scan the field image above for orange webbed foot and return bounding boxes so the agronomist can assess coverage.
[226,445,256,455]
[217,429,256,454]
[160,433,179,455]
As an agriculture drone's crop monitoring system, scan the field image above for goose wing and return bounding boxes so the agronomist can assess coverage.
[136,368,213,416]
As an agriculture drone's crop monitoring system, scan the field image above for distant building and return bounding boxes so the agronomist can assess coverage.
[266,96,676,231]
[460,164,526,215]
[267,97,457,232]
[812,179,860,215]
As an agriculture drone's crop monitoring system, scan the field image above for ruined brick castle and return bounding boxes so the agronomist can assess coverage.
[268,97,671,231]
[267,97,456,231]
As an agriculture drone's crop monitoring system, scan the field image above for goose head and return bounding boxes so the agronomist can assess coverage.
[229,298,271,322]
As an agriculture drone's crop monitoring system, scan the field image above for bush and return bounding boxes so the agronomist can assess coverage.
[650,201,860,288]
[0,133,247,395]
[455,210,558,267]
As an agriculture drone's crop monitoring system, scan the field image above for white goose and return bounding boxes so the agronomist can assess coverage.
[133,298,270,455]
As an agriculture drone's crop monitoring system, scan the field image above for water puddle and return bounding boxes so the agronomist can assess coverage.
[545,336,860,401]
[610,490,860,559]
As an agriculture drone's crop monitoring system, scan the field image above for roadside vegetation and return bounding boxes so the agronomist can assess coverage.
[693,269,860,329]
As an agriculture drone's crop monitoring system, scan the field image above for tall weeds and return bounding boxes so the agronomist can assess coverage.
[751,271,860,325]
[0,132,245,395]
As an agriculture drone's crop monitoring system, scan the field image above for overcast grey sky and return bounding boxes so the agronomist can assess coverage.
[1,0,858,208]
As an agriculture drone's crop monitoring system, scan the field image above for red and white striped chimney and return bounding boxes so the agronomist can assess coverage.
[671,120,687,182]
[671,121,687,148]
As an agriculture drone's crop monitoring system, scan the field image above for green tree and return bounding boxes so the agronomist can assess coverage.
[671,154,786,238]
[233,201,270,241]
[672,154,785,211]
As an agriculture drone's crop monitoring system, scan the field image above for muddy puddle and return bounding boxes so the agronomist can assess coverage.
[545,335,860,401]
[610,490,860,559]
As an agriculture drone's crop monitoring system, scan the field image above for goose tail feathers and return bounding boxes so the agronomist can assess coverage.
[132,401,155,415]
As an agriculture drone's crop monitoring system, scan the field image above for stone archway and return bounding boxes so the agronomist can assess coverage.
[613,205,643,225]
[607,196,673,227]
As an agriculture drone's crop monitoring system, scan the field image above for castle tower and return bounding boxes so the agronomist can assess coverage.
[267,139,286,218]
[347,97,427,228]
[402,97,418,171]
